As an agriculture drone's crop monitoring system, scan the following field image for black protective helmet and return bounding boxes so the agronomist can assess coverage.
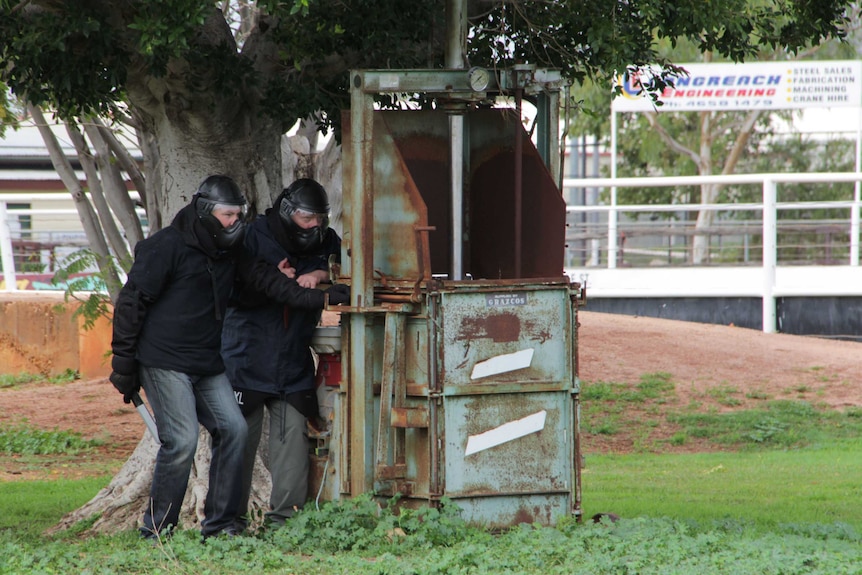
[193,175,248,250]
[278,178,330,253]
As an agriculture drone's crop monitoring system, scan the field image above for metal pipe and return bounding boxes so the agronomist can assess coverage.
[348,71,376,494]
[444,0,466,68]
[0,202,17,291]
[609,111,619,269]
[852,112,861,266]
[427,294,441,497]
[762,178,777,333]
[376,293,423,303]
[514,87,524,278]
[445,0,467,280]
[450,114,464,280]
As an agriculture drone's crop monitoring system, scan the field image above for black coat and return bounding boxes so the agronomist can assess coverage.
[221,209,341,397]
[111,204,331,377]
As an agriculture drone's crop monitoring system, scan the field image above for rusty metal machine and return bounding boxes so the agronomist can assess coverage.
[312,65,583,527]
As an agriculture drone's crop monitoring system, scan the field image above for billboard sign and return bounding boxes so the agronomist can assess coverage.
[611,60,862,112]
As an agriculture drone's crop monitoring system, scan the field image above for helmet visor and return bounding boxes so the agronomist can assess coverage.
[292,207,328,227]
[210,202,248,218]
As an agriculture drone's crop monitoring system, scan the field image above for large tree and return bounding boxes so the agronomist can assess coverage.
[1,0,855,534]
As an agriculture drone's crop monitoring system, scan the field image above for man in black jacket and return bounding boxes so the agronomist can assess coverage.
[222,178,341,528]
[109,175,348,541]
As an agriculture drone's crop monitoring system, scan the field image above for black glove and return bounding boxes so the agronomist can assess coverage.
[109,371,140,404]
[326,284,350,305]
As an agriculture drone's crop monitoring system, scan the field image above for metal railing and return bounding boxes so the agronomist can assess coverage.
[562,171,862,333]
[0,193,125,291]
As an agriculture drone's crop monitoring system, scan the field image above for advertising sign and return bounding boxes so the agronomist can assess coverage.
[612,60,862,112]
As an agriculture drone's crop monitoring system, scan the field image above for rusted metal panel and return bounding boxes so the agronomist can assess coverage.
[341,111,432,286]
[379,110,566,280]
[438,282,573,387]
[380,111,452,276]
[447,494,571,530]
[468,117,567,279]
[391,407,429,428]
[442,391,571,495]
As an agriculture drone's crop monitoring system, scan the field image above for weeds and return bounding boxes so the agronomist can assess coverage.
[0,424,102,455]
[0,369,78,389]
[582,375,862,451]
[2,505,862,574]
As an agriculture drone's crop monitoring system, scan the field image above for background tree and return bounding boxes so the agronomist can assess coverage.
[1,0,856,534]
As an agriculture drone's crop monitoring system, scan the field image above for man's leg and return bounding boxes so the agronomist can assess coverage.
[139,367,200,538]
[194,372,248,537]
[265,399,309,526]
[234,403,265,532]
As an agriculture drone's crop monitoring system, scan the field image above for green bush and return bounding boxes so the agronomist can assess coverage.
[0,424,101,455]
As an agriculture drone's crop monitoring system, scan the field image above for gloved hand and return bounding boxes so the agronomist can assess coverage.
[109,371,140,404]
[326,283,350,305]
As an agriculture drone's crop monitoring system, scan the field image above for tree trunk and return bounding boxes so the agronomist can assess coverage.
[47,426,275,535]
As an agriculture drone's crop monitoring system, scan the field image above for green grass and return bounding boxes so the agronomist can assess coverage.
[0,424,103,455]
[0,477,110,538]
[0,369,79,389]
[581,373,862,451]
[2,370,862,572]
[583,441,862,531]
[666,400,862,448]
[1,481,861,574]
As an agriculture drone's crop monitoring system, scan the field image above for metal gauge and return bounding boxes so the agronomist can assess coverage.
[467,66,490,92]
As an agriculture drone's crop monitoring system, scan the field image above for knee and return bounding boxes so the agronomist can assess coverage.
[164,426,199,461]
[221,414,248,447]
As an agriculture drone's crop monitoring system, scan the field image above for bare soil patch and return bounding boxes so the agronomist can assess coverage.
[1,311,860,479]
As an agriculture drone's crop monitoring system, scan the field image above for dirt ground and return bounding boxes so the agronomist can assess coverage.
[1,310,861,480]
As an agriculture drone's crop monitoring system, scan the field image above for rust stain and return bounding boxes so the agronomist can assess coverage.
[523,319,553,344]
[513,507,535,525]
[458,313,521,342]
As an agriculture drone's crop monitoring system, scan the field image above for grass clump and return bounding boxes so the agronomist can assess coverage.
[581,372,676,437]
[582,373,862,451]
[581,372,675,404]
[269,493,474,554]
[0,423,102,455]
[0,369,79,389]
[668,400,862,449]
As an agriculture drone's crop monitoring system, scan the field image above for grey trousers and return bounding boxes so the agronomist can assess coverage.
[238,398,309,527]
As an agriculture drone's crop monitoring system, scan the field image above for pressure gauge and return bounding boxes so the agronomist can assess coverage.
[467,66,491,92]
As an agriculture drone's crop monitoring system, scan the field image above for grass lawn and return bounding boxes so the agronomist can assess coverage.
[583,441,862,531]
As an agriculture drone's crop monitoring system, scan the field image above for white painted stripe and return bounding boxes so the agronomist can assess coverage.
[470,348,534,380]
[465,410,547,456]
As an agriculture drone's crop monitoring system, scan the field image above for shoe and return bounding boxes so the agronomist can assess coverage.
[140,529,166,547]
[201,525,242,542]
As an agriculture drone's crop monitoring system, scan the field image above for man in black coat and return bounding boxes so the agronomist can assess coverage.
[222,178,341,528]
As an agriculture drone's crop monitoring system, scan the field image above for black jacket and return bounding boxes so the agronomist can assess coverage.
[111,204,330,377]
[221,208,341,398]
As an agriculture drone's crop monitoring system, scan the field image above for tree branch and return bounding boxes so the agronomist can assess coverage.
[644,111,701,166]
[28,105,122,300]
[65,121,130,263]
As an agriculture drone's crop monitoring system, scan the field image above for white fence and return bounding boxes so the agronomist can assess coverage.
[562,171,862,333]
[0,192,106,292]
